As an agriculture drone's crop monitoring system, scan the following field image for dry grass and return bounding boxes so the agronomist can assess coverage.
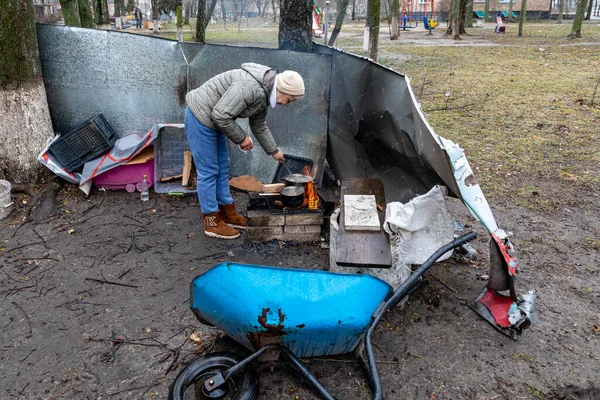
[155,18,600,209]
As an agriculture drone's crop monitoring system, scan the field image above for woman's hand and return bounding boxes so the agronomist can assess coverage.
[272,151,285,163]
[239,135,253,151]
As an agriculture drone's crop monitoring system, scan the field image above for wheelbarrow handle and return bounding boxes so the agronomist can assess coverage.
[364,231,477,400]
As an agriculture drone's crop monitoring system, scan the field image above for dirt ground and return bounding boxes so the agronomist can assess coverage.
[0,171,598,399]
[2,16,599,400]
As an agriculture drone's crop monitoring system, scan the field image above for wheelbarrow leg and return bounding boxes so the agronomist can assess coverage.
[203,344,336,400]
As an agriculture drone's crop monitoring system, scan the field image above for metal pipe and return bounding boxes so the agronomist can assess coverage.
[363,232,477,399]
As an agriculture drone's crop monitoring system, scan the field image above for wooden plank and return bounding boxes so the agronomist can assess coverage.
[182,150,192,186]
[335,178,392,268]
[262,183,286,193]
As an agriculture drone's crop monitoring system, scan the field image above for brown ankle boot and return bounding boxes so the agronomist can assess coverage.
[202,212,240,239]
[219,204,247,230]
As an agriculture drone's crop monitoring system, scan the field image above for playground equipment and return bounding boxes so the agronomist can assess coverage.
[400,0,439,32]
[312,3,324,38]
[495,12,506,33]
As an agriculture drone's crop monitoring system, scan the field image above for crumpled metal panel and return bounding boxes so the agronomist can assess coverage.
[185,44,330,183]
[37,25,330,185]
[321,45,520,300]
[325,48,449,203]
[37,25,187,137]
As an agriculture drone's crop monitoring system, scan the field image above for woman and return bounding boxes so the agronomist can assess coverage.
[185,63,305,239]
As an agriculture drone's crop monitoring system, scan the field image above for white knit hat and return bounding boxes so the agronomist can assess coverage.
[276,71,305,97]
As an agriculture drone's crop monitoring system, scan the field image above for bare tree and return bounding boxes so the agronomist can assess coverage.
[585,0,593,19]
[484,0,490,22]
[390,0,399,40]
[62,0,82,26]
[446,0,467,36]
[518,0,527,36]
[205,0,218,27]
[467,0,474,26]
[352,0,356,20]
[195,0,207,41]
[450,0,461,39]
[278,0,312,51]
[568,0,588,37]
[176,2,183,41]
[221,0,227,28]
[271,0,279,22]
[0,0,54,182]
[328,0,350,45]
[558,0,564,22]
[78,0,96,28]
[94,0,110,27]
[368,0,380,60]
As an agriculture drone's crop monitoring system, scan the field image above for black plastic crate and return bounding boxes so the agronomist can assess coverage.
[272,154,314,184]
[49,114,118,172]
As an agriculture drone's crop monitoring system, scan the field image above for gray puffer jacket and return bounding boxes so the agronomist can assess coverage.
[186,63,278,155]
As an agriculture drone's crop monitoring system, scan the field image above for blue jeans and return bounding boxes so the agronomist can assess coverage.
[184,107,233,214]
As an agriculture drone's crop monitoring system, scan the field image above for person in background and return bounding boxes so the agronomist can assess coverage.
[184,63,305,239]
[134,7,143,29]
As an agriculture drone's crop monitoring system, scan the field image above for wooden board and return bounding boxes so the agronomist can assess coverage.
[182,150,192,186]
[335,178,392,268]
[228,175,264,193]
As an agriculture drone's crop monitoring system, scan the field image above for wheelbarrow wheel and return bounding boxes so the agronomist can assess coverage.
[168,352,258,400]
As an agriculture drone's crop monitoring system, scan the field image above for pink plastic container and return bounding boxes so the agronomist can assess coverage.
[93,159,154,190]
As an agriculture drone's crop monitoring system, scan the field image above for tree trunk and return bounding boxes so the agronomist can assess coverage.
[204,0,218,29]
[176,4,183,41]
[450,0,461,39]
[94,0,110,26]
[152,0,159,33]
[328,0,350,45]
[518,0,527,36]
[558,0,564,22]
[568,0,588,37]
[272,0,277,22]
[221,0,227,28]
[484,0,490,21]
[352,0,356,20]
[459,0,467,34]
[238,0,246,32]
[390,0,399,39]
[0,0,54,183]
[196,0,207,41]
[233,1,238,21]
[62,0,82,26]
[184,1,190,25]
[368,0,379,60]
[507,0,513,22]
[585,0,593,19]
[78,0,96,27]
[278,0,312,52]
[466,0,473,27]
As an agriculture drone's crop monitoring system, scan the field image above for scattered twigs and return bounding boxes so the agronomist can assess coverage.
[20,348,37,363]
[11,302,32,337]
[428,272,458,293]
[85,277,138,288]
[32,229,49,249]
[118,268,132,280]
[87,338,165,347]
[2,241,44,255]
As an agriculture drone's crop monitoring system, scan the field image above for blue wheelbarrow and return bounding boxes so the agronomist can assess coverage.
[169,233,477,399]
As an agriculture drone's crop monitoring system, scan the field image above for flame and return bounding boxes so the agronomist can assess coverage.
[306,180,319,210]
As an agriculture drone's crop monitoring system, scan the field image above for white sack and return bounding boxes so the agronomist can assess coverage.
[384,185,454,266]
